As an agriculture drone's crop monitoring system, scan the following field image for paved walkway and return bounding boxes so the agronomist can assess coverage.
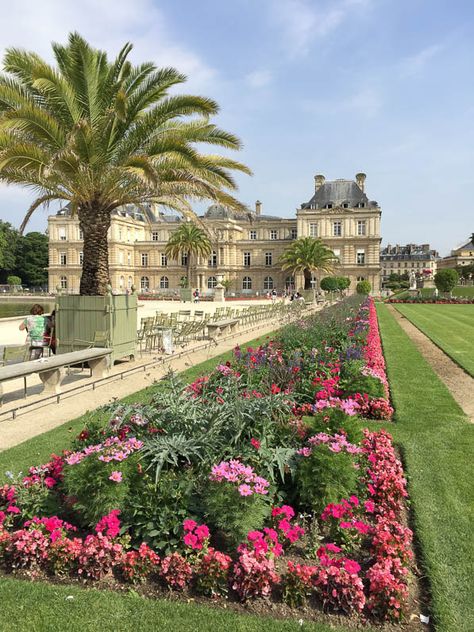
[388,305,474,423]
[0,307,318,451]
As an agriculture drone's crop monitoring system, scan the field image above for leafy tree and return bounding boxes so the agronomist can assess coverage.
[14,232,49,287]
[280,238,337,290]
[221,278,233,294]
[0,220,19,278]
[336,276,351,293]
[434,269,459,294]
[0,33,251,295]
[320,276,339,292]
[165,223,212,289]
[7,275,21,286]
[356,280,371,294]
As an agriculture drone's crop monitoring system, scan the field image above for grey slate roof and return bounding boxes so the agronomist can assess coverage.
[301,179,377,209]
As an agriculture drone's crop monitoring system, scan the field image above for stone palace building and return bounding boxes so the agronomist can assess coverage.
[380,243,439,285]
[48,173,382,295]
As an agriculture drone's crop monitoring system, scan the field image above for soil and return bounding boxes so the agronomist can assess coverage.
[387,305,474,423]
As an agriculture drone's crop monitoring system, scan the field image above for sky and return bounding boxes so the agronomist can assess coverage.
[0,0,473,255]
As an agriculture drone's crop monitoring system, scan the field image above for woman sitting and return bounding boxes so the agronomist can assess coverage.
[19,304,48,359]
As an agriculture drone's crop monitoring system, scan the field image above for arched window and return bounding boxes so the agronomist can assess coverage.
[285,275,295,289]
[357,276,365,282]
[60,276,68,290]
[128,276,133,289]
[140,276,150,290]
[263,276,274,290]
[160,276,169,289]
[208,251,217,267]
[242,276,252,290]
[207,276,217,289]
[119,276,124,288]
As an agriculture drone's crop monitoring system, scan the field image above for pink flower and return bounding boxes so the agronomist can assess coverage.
[344,559,361,574]
[250,438,261,450]
[183,519,197,532]
[365,500,375,513]
[238,484,253,497]
[108,471,123,483]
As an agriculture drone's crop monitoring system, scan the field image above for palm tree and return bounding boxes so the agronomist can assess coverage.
[165,222,212,289]
[280,237,338,293]
[0,33,251,295]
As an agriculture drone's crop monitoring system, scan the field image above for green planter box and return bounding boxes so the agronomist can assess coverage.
[55,294,137,362]
[180,288,192,303]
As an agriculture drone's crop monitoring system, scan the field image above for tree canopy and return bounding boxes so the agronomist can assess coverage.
[280,238,338,290]
[165,222,212,289]
[0,33,251,294]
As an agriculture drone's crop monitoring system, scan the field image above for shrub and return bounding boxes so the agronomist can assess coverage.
[283,560,317,607]
[231,546,280,601]
[336,276,351,293]
[313,559,365,614]
[303,409,364,445]
[7,275,21,286]
[434,268,459,293]
[194,547,232,597]
[160,552,193,590]
[120,542,160,584]
[320,277,339,292]
[356,280,371,295]
[204,461,271,546]
[296,442,360,514]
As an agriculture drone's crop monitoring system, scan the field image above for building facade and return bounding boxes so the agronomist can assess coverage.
[437,237,474,270]
[380,243,439,285]
[48,173,382,295]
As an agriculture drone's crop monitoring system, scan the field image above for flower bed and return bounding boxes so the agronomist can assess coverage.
[0,297,418,625]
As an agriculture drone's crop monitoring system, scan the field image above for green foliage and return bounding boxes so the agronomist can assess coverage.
[14,232,48,287]
[303,409,364,445]
[320,277,339,292]
[336,276,350,292]
[0,220,19,277]
[340,360,385,399]
[165,223,212,287]
[7,274,21,286]
[141,434,205,483]
[296,446,359,514]
[434,268,459,293]
[62,452,140,528]
[356,280,371,294]
[280,238,338,290]
[122,470,195,554]
[204,481,271,547]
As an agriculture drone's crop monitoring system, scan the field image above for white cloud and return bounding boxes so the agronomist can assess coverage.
[270,0,372,58]
[400,44,443,77]
[0,0,216,91]
[245,69,273,88]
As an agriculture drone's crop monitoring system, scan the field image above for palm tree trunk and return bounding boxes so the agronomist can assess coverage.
[186,251,191,289]
[304,269,312,290]
[78,203,111,296]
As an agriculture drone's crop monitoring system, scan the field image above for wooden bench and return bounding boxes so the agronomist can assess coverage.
[207,319,239,338]
[0,347,112,404]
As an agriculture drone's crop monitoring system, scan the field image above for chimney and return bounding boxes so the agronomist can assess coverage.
[355,172,366,192]
[314,174,325,192]
[255,200,262,216]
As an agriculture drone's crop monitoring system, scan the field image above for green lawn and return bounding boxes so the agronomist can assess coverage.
[393,303,474,376]
[453,286,474,298]
[376,304,474,632]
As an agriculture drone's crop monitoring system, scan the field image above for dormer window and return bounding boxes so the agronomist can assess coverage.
[326,203,333,209]
[343,203,349,208]
[358,202,365,208]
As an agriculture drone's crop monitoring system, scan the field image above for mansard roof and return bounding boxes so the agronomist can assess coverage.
[301,179,378,209]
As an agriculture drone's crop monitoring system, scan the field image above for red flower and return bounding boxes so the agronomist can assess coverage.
[250,438,261,450]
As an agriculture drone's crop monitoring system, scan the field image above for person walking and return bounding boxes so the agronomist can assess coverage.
[19,304,48,359]
[193,288,200,303]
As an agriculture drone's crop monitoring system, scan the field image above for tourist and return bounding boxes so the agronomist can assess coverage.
[19,304,48,359]
[193,288,200,303]
[44,310,56,354]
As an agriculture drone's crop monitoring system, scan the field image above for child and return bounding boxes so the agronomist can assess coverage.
[19,304,48,359]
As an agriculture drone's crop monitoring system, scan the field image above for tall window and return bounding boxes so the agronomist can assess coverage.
[290,228,297,239]
[58,227,67,241]
[333,221,342,237]
[357,220,366,236]
[141,253,149,267]
[265,252,272,266]
[128,276,133,289]
[161,254,168,266]
[357,249,366,265]
[127,252,132,266]
[270,229,278,240]
[60,275,68,289]
[152,231,159,241]
[119,250,124,265]
[242,276,252,290]
[79,251,84,265]
[263,276,274,290]
[285,275,295,289]
[140,276,149,290]
[59,252,67,266]
[119,276,124,288]
[207,276,217,288]
[159,276,169,289]
[243,252,251,267]
[181,253,188,267]
[357,276,365,281]
[309,223,318,237]
[118,227,122,241]
[78,228,83,240]
[249,230,257,240]
[208,251,217,267]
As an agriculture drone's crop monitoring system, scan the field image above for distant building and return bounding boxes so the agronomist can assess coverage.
[437,237,474,270]
[48,173,382,295]
[380,244,439,285]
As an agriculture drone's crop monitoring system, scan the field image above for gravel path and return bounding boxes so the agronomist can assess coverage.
[388,305,474,423]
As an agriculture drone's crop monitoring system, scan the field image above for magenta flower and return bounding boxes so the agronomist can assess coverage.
[238,484,253,497]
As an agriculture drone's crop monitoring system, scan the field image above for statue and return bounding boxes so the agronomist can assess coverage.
[409,270,417,290]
